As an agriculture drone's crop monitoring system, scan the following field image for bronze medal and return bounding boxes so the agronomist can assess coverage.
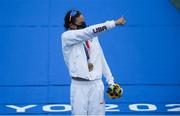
[88,63,94,72]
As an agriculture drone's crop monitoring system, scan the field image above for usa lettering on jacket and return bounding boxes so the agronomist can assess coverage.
[93,26,107,33]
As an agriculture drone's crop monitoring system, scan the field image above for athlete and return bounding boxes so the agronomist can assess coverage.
[61,9,125,115]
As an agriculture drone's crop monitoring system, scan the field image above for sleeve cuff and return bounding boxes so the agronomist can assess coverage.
[105,20,116,29]
[107,79,115,86]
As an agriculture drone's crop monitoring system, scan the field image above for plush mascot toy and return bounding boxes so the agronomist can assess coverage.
[107,83,123,99]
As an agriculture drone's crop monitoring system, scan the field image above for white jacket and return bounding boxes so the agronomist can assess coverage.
[61,20,116,85]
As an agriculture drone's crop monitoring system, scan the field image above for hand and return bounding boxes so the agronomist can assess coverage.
[115,16,126,26]
[107,83,123,99]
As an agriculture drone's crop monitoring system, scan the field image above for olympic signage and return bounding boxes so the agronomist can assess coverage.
[1,103,180,114]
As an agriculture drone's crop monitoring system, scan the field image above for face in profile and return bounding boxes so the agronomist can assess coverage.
[74,14,87,29]
[75,15,84,24]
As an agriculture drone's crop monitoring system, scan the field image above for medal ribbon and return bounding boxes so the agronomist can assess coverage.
[83,40,90,60]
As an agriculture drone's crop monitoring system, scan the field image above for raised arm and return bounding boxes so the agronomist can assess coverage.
[62,20,115,46]
[62,17,126,46]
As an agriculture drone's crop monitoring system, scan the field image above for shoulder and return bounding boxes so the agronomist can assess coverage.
[61,31,69,39]
[61,30,79,39]
[61,31,72,43]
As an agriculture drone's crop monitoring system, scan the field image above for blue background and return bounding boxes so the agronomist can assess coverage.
[0,0,180,115]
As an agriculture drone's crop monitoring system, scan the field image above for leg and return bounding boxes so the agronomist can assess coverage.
[70,81,89,115]
[88,81,105,115]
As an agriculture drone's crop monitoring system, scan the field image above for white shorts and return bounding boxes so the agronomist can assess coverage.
[70,78,105,115]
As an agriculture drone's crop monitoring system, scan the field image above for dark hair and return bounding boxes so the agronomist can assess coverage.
[64,9,81,30]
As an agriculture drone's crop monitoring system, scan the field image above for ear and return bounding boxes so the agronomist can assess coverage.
[69,23,77,30]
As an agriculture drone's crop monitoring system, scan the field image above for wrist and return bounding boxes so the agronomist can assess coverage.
[115,20,118,26]
[108,81,115,86]
[115,21,123,26]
